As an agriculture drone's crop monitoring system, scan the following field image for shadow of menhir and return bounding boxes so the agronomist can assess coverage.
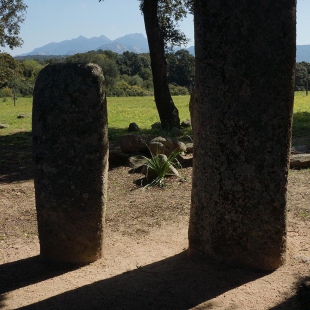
[0,131,33,183]
[15,252,267,310]
[269,276,310,310]
[0,256,79,295]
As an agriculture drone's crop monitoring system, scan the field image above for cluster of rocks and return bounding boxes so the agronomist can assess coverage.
[119,134,192,155]
[290,145,310,169]
[128,120,191,136]
[110,124,310,170]
[0,115,26,129]
[111,133,194,179]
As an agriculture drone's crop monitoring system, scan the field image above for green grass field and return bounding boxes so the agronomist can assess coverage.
[0,96,191,139]
[0,93,309,140]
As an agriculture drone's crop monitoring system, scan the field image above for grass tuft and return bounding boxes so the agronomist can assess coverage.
[143,148,182,188]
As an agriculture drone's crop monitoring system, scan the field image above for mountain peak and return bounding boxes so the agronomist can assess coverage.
[20,33,148,56]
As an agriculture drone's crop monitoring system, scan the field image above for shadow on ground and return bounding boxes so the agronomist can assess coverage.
[0,130,130,181]
[0,131,33,183]
[269,276,310,310]
[2,252,270,310]
[0,256,79,295]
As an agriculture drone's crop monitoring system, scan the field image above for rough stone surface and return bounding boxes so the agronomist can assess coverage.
[189,1,296,271]
[290,154,310,169]
[32,63,108,264]
[189,90,195,129]
[170,127,184,137]
[185,142,194,154]
[0,124,9,129]
[151,122,162,131]
[181,119,191,128]
[128,122,140,132]
[148,136,186,157]
[119,134,155,153]
[291,145,309,154]
[128,154,149,169]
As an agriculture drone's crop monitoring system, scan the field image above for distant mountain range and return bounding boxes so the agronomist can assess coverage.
[19,33,195,57]
[20,33,151,56]
[18,33,310,62]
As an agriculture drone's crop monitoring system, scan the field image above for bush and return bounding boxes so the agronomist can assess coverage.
[113,80,153,97]
[17,80,34,97]
[168,83,189,96]
[0,87,13,98]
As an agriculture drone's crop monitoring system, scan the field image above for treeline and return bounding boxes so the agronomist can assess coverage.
[0,50,308,98]
[295,62,310,91]
[0,49,195,98]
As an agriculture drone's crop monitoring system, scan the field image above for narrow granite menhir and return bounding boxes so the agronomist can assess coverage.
[189,0,296,271]
[33,63,108,264]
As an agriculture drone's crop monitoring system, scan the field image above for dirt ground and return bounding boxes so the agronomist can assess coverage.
[0,146,310,309]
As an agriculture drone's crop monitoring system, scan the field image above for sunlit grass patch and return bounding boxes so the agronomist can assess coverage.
[0,98,32,136]
[1,93,309,140]
[293,92,310,138]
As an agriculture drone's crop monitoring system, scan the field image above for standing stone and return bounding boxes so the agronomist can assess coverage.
[33,63,108,264]
[188,1,296,270]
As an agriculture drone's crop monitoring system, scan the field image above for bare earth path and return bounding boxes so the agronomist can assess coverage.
[0,163,309,309]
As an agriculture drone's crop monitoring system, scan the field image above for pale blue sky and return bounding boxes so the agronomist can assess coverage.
[3,0,310,56]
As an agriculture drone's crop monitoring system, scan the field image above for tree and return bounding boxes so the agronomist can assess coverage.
[22,59,43,81]
[167,49,195,88]
[0,0,27,50]
[99,0,192,130]
[0,52,22,88]
[139,0,193,129]
[117,51,150,77]
[66,51,119,93]
[140,0,179,129]
[295,63,307,91]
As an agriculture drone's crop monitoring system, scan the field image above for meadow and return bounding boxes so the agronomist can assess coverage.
[0,96,191,139]
[0,93,309,141]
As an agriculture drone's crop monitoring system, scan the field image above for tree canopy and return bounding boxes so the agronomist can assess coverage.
[139,0,193,49]
[99,0,192,129]
[0,0,27,50]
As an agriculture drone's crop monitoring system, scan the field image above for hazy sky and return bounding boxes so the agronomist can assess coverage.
[3,0,310,56]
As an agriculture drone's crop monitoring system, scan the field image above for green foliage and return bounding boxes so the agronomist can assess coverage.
[16,79,34,97]
[112,80,153,97]
[0,0,27,50]
[0,52,22,88]
[143,148,182,188]
[168,83,189,95]
[0,52,37,96]
[139,0,192,49]
[0,86,13,98]
[7,49,196,98]
[66,51,119,93]
[117,51,151,78]
[22,59,43,81]
[295,62,308,91]
[167,49,194,89]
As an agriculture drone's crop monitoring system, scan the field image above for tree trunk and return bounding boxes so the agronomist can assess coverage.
[188,0,296,271]
[142,0,180,130]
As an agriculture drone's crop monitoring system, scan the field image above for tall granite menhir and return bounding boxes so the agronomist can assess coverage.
[33,63,108,264]
[189,1,296,270]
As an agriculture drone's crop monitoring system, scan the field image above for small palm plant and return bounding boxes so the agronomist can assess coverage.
[143,148,182,188]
